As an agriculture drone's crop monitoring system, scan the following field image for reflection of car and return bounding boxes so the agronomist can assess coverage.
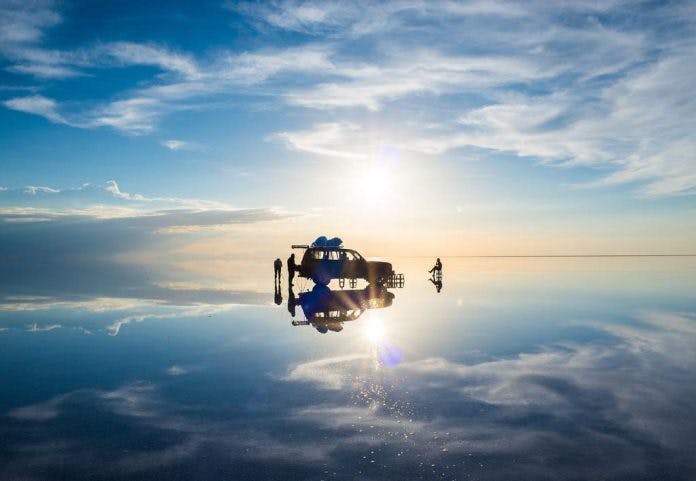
[292,243,395,286]
[292,284,394,333]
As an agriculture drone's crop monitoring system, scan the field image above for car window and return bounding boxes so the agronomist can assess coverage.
[313,251,324,259]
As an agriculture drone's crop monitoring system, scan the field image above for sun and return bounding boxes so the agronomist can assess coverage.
[357,164,392,203]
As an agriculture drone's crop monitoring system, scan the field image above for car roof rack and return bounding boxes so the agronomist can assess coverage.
[291,244,309,249]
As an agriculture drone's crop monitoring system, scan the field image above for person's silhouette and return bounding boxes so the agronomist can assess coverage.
[274,258,282,283]
[287,253,296,285]
[428,257,442,274]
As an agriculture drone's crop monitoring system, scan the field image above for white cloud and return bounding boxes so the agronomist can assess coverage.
[101,41,200,79]
[1,0,694,196]
[161,139,199,151]
[274,122,369,159]
[90,97,163,134]
[104,179,146,201]
[3,95,66,124]
[231,0,355,34]
[23,185,60,195]
[219,46,334,84]
[7,63,81,78]
[0,1,60,44]
[285,53,546,111]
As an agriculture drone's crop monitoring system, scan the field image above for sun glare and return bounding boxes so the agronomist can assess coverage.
[363,315,386,344]
[357,164,392,203]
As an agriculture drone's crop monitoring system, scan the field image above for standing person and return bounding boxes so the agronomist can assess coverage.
[274,258,282,283]
[428,258,442,274]
[287,253,296,285]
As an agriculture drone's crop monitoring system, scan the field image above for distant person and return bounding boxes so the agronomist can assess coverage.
[287,253,296,285]
[274,258,282,283]
[428,258,442,274]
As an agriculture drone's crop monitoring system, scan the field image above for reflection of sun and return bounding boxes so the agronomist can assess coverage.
[363,315,385,344]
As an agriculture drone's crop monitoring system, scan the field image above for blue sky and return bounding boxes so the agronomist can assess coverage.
[1,0,695,256]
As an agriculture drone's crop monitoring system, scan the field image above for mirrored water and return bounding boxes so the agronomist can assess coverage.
[1,257,695,480]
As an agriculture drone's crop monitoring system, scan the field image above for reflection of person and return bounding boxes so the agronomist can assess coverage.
[287,284,296,317]
[273,258,282,282]
[274,282,283,305]
[428,258,442,274]
[429,277,443,293]
[287,253,296,285]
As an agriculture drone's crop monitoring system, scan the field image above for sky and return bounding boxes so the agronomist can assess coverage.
[1,0,695,263]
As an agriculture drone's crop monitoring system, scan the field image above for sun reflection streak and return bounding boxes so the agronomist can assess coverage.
[363,314,386,344]
[362,313,403,368]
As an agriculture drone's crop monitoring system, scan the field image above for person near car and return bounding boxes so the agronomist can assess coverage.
[287,253,296,285]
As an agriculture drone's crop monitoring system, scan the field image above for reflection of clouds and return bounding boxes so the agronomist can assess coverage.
[4,311,695,479]
[3,382,332,478]
[0,296,151,312]
[0,204,290,308]
[7,394,68,421]
[284,354,369,390]
[26,322,61,332]
[105,303,238,336]
[281,311,696,478]
[293,404,425,433]
[0,290,271,335]
[0,295,254,335]
[165,365,188,376]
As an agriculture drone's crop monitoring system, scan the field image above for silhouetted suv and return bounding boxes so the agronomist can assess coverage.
[291,243,394,286]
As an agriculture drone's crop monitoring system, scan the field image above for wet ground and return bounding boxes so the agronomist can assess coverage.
[1,257,695,480]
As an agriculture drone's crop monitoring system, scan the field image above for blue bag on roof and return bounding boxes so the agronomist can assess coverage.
[311,236,343,248]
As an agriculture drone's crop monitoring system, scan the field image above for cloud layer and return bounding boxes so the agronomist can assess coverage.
[1,1,695,194]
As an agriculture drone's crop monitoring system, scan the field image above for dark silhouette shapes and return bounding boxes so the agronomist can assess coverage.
[428,257,442,275]
[429,258,443,293]
[273,258,282,283]
[429,276,443,293]
[291,283,394,334]
[287,284,296,318]
[287,253,296,285]
[291,239,395,286]
[274,282,283,305]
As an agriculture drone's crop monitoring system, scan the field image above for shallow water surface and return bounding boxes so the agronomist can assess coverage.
[1,257,695,480]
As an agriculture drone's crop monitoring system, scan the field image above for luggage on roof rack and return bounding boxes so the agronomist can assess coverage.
[311,236,343,248]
